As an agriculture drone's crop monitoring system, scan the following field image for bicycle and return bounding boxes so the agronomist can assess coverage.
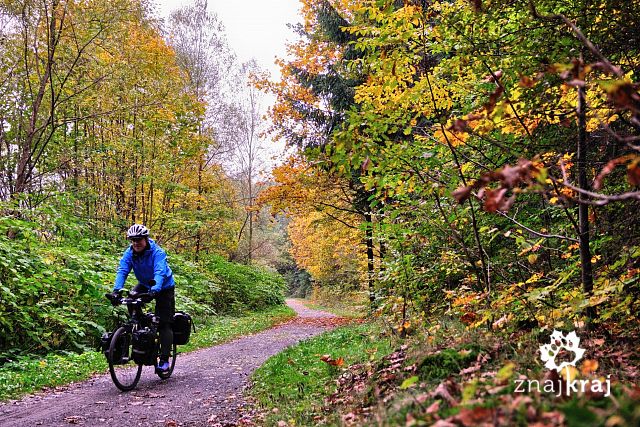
[102,290,177,391]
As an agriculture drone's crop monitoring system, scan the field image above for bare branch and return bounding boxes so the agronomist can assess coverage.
[494,209,579,242]
[529,1,623,77]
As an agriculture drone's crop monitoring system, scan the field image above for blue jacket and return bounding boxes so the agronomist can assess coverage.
[113,239,175,293]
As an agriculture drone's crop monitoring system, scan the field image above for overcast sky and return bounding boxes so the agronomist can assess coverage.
[154,0,301,81]
[153,0,302,170]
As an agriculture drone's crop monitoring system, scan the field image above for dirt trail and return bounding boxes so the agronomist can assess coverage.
[0,299,336,427]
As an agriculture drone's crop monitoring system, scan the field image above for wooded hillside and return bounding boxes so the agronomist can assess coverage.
[260,0,640,336]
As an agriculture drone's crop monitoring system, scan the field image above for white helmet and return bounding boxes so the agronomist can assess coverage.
[126,224,149,239]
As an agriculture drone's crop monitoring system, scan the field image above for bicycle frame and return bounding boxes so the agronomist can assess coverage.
[104,291,176,391]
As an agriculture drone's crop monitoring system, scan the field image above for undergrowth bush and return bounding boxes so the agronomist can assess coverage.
[202,255,286,313]
[0,211,286,363]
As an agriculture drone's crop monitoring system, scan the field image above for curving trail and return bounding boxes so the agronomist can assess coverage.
[0,300,337,427]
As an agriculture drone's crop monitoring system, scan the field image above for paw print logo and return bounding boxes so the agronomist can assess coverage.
[539,330,586,372]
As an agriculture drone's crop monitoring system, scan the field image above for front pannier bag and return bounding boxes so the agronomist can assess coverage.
[172,311,193,345]
[132,328,155,365]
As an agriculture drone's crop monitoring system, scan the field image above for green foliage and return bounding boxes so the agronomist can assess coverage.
[417,345,480,381]
[0,216,115,357]
[266,0,640,337]
[0,206,287,362]
[249,322,393,426]
[202,255,286,313]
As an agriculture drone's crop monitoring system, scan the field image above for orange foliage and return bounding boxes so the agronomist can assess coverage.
[259,156,367,287]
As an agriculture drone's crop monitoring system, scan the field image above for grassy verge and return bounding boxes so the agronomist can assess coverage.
[249,316,640,426]
[248,321,394,426]
[0,304,295,401]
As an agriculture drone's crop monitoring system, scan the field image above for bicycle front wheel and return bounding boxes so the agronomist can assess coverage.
[157,343,177,380]
[108,326,142,391]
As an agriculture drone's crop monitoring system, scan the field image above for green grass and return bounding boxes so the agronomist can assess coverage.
[180,305,296,352]
[0,304,295,401]
[249,321,393,426]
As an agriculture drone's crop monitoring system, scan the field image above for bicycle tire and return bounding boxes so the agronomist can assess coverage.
[108,326,142,391]
[157,343,177,379]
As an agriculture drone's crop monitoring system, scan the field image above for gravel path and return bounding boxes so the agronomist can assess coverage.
[0,299,337,427]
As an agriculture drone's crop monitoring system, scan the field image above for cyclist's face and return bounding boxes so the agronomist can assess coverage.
[130,237,147,253]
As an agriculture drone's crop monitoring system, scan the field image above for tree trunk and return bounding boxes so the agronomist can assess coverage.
[365,212,375,307]
[13,0,60,197]
[577,84,594,319]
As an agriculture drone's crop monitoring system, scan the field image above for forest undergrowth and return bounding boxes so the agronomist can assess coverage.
[0,203,289,400]
[250,299,640,427]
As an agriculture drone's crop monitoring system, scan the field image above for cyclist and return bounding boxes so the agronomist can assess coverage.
[110,224,175,373]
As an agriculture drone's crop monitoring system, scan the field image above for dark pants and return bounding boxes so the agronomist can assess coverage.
[133,284,175,360]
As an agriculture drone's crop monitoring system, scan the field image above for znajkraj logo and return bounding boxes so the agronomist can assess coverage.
[513,330,611,397]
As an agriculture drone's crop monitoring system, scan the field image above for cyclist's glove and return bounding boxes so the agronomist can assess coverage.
[109,290,122,306]
[148,289,158,299]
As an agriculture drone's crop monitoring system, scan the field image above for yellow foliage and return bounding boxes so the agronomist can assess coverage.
[259,157,368,287]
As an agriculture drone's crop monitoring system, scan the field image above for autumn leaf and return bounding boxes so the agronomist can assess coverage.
[460,312,477,324]
[628,159,640,186]
[593,155,639,189]
[400,375,419,389]
[426,400,440,414]
[433,379,459,406]
[484,85,504,114]
[519,74,536,88]
[496,362,515,383]
[320,354,345,367]
[483,188,513,213]
[599,80,640,117]
[456,407,495,427]
[452,186,473,203]
[449,118,471,133]
[581,359,599,376]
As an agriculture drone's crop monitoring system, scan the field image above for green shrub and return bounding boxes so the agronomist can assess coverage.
[0,214,286,362]
[202,255,286,313]
[417,345,480,381]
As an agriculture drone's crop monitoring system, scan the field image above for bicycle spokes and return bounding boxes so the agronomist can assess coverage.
[108,326,142,391]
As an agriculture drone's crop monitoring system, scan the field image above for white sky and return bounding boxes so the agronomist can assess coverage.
[154,0,300,89]
[153,0,301,171]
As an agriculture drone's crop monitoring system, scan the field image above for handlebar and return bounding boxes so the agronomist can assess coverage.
[105,291,154,306]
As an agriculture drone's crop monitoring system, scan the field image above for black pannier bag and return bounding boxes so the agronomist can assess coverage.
[173,311,193,345]
[101,331,129,364]
[132,328,156,365]
[100,332,113,357]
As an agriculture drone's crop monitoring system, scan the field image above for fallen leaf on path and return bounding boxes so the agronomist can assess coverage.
[456,407,495,427]
[459,365,481,375]
[320,354,345,367]
[433,380,459,406]
[426,400,440,414]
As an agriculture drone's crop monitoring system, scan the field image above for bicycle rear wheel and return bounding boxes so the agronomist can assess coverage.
[108,326,142,391]
[156,343,177,379]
